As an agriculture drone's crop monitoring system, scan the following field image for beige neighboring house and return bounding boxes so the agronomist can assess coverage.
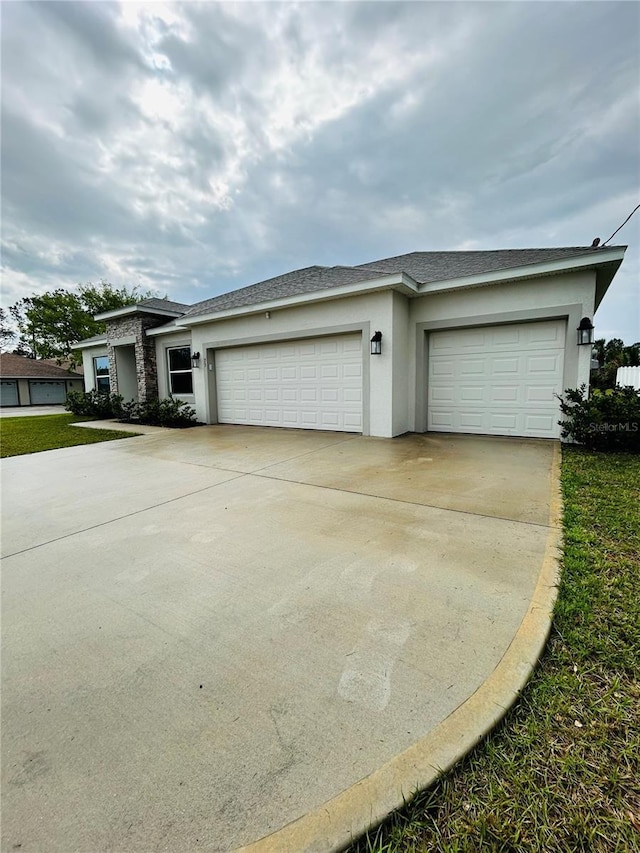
[0,353,85,407]
[72,245,627,439]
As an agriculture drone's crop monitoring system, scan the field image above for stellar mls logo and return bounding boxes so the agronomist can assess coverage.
[589,422,639,433]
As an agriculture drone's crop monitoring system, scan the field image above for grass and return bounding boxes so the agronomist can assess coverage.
[350,447,640,853]
[0,413,138,458]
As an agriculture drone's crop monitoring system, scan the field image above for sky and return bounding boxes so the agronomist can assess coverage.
[1,1,639,343]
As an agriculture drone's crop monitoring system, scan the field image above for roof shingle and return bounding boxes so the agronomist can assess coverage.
[183,246,620,320]
[0,353,84,379]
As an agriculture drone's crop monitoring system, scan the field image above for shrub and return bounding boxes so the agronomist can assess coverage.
[65,391,198,428]
[131,397,197,428]
[558,385,640,451]
[66,390,124,419]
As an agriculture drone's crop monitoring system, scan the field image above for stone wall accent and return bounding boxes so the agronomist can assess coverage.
[106,314,168,402]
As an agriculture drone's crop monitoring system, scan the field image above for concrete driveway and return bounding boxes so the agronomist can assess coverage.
[1,427,561,852]
[0,405,66,417]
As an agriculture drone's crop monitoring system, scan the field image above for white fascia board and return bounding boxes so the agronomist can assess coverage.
[416,247,626,295]
[70,338,107,350]
[180,272,420,327]
[94,305,185,321]
[146,324,192,338]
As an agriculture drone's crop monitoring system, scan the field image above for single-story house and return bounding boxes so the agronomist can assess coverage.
[0,353,85,406]
[72,245,626,439]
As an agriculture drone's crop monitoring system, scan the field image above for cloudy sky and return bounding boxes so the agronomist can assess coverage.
[2,1,639,341]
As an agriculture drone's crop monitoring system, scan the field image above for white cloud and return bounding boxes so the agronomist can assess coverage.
[1,0,638,341]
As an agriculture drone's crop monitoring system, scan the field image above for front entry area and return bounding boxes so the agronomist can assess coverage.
[215,333,363,432]
[427,319,566,438]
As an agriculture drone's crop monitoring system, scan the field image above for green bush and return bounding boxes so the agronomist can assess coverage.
[65,391,197,428]
[130,397,197,428]
[66,390,124,419]
[558,385,640,451]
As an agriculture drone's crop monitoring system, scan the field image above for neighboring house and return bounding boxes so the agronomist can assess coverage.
[0,353,85,407]
[72,246,626,439]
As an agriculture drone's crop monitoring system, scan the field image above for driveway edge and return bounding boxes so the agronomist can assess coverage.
[236,442,564,853]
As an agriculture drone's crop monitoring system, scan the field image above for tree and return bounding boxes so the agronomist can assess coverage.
[0,308,15,351]
[8,281,157,367]
[590,337,640,390]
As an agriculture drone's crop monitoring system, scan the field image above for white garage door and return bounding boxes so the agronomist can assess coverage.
[1,380,19,406]
[428,320,566,438]
[216,334,363,432]
[29,381,67,405]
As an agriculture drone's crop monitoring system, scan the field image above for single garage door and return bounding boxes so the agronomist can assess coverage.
[1,380,19,407]
[29,381,67,405]
[428,320,566,438]
[216,334,363,432]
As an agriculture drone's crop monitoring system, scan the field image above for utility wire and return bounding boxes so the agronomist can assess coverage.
[602,202,640,246]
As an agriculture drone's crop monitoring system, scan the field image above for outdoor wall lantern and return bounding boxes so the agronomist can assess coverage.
[370,331,382,355]
[577,318,595,346]
[191,351,201,368]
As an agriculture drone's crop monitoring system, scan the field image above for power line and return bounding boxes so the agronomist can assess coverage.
[602,202,640,246]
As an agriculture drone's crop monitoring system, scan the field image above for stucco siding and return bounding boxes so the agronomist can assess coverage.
[81,346,108,392]
[391,291,411,436]
[155,332,196,405]
[190,290,397,436]
[17,379,30,406]
[409,270,597,433]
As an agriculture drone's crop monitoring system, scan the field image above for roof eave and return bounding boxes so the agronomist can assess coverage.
[146,324,192,338]
[70,338,108,350]
[94,305,185,321]
[180,272,420,326]
[416,246,626,295]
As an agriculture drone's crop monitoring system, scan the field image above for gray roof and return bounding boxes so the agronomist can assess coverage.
[354,247,616,283]
[184,246,621,320]
[137,297,191,313]
[184,265,392,319]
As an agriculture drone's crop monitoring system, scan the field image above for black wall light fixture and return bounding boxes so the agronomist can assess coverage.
[191,351,201,368]
[577,318,594,346]
[370,331,382,355]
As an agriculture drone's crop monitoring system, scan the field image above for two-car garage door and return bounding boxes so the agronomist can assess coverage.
[216,334,363,432]
[428,320,566,438]
[29,381,67,405]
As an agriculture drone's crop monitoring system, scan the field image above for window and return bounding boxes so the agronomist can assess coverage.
[167,346,193,395]
[93,356,110,394]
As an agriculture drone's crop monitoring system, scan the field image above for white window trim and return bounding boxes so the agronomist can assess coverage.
[93,355,110,393]
[167,346,194,396]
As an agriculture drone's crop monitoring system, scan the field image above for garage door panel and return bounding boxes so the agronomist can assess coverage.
[1,381,19,407]
[525,385,558,403]
[216,334,362,432]
[527,354,562,373]
[525,414,557,433]
[29,381,67,405]
[491,386,520,402]
[428,320,565,438]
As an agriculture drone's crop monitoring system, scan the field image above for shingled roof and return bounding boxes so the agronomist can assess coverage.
[354,247,612,282]
[0,353,83,379]
[137,297,191,313]
[183,246,619,320]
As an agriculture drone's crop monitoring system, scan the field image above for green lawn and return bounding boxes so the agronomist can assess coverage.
[0,413,138,458]
[350,447,640,853]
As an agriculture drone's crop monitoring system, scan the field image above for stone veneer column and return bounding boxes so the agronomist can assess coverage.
[107,343,119,395]
[135,316,162,402]
[105,313,168,402]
